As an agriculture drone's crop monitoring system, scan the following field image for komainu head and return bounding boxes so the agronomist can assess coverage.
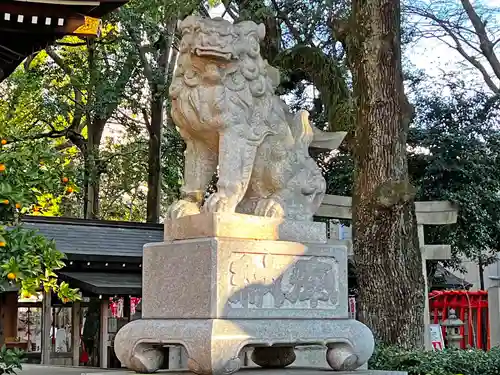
[177,15,266,63]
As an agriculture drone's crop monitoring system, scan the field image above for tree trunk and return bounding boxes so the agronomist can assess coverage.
[350,0,425,348]
[146,89,164,223]
[145,26,173,223]
[84,118,105,220]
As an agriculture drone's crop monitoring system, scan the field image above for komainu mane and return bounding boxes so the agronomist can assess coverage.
[168,15,326,221]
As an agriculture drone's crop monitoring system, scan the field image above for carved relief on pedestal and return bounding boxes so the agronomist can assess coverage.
[227,254,339,310]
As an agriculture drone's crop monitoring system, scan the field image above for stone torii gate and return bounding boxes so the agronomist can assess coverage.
[316,194,458,349]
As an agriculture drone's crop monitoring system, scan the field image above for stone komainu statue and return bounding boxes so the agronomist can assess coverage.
[113,17,373,374]
[168,16,326,222]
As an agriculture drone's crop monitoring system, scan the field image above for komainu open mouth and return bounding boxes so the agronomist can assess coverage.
[194,47,233,60]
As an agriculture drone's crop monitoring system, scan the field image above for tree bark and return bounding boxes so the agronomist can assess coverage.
[84,118,105,219]
[84,40,100,220]
[350,0,425,348]
[145,24,174,223]
[146,88,165,223]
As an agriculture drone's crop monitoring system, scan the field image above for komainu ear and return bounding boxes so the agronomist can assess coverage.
[265,61,280,89]
[257,23,266,40]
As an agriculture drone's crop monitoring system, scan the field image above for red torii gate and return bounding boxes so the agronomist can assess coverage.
[429,290,489,350]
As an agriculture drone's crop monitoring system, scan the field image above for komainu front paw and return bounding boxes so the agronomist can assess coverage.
[255,198,285,218]
[203,192,235,213]
[167,199,201,219]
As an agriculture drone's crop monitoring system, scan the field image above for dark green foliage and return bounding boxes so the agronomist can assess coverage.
[409,92,500,266]
[323,90,500,266]
[322,150,354,196]
[277,45,353,131]
[0,346,24,375]
[235,0,353,133]
[370,345,500,375]
[161,126,184,207]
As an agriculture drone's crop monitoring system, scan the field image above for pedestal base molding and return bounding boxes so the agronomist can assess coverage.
[114,318,374,375]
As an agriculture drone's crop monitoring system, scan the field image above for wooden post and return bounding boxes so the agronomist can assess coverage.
[0,294,4,346]
[488,276,500,347]
[123,296,131,321]
[1,293,18,341]
[99,299,109,368]
[418,224,431,350]
[41,290,51,365]
[416,202,456,350]
[72,301,81,366]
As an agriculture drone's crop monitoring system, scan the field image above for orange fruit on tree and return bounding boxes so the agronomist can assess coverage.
[0,242,5,247]
[7,272,15,280]
[0,164,5,172]
[62,177,69,183]
[66,187,74,194]
[2,199,8,205]
[15,203,21,209]
[1,139,7,145]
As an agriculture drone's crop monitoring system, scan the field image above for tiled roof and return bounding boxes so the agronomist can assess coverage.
[59,271,142,295]
[432,265,472,290]
[22,216,163,260]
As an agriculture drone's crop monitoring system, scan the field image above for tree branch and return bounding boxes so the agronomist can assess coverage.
[441,29,499,93]
[70,89,84,132]
[142,108,152,133]
[55,38,119,47]
[406,2,500,94]
[137,44,155,85]
[435,33,499,93]
[460,0,500,82]
[45,47,86,97]
[269,0,304,44]
[103,52,139,120]
[99,147,145,168]
[10,120,85,151]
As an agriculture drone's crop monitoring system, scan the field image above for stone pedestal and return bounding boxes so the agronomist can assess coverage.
[114,213,374,375]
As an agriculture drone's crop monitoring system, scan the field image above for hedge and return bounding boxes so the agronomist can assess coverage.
[369,345,500,375]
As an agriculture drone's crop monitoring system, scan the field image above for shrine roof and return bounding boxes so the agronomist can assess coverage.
[22,216,163,262]
[59,271,142,295]
[0,0,128,81]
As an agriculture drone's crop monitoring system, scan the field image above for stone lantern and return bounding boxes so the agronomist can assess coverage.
[442,308,464,349]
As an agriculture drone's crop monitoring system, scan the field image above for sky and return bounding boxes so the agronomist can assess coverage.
[407,0,499,91]
[102,2,499,143]
[209,1,499,94]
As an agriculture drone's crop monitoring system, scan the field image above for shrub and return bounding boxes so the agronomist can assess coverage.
[0,346,24,375]
[369,345,500,375]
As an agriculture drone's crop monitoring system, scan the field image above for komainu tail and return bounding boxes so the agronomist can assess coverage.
[291,110,315,153]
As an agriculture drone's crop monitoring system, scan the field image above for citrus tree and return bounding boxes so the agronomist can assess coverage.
[0,138,80,301]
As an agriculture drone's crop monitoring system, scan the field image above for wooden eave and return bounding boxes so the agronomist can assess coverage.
[0,0,127,81]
